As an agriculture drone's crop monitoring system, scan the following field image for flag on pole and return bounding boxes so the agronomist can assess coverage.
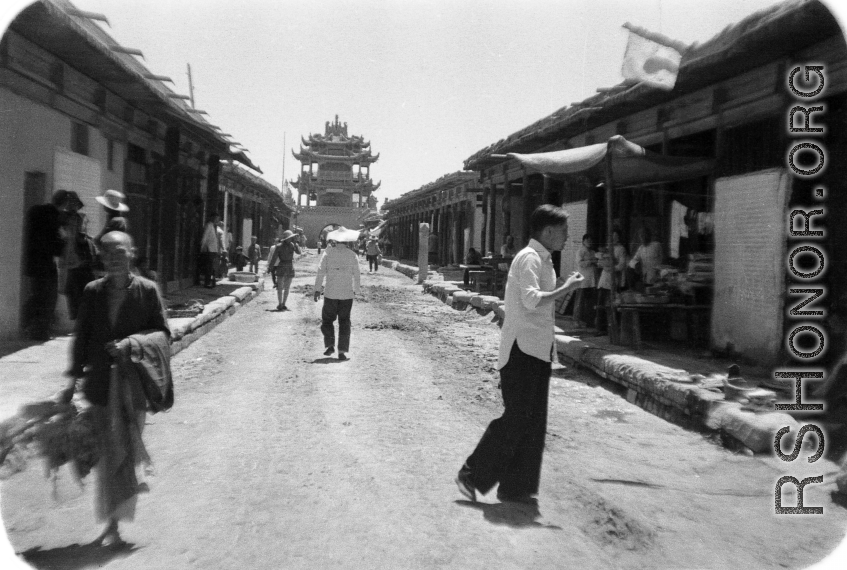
[620,23,688,91]
[370,219,389,237]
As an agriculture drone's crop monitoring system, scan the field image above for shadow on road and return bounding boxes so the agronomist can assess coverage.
[19,541,139,569]
[454,500,563,530]
[311,357,345,365]
[830,491,847,511]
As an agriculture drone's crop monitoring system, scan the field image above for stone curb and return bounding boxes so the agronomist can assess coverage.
[380,258,436,281]
[169,282,263,357]
[396,259,799,454]
[553,335,799,453]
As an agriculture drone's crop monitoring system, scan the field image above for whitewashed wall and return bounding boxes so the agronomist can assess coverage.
[711,169,789,364]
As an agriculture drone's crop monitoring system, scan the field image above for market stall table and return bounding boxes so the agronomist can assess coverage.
[459,264,487,288]
[615,303,711,349]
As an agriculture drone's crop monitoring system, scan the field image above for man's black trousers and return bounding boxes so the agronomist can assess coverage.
[321,298,353,353]
[465,341,551,497]
[201,252,217,286]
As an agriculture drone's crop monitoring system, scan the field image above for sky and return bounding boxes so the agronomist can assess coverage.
[7,0,847,205]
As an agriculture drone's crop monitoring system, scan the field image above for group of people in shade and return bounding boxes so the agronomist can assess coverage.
[199,213,264,288]
[572,227,663,335]
[23,188,147,341]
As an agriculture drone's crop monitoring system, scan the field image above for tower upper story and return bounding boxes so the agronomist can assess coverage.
[291,115,380,208]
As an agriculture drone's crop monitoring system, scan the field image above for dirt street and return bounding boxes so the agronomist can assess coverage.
[3,252,846,569]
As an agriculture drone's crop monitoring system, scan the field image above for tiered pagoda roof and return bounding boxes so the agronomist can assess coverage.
[290,115,381,208]
[292,147,379,165]
[293,115,379,163]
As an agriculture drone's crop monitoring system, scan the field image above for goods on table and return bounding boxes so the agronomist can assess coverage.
[686,253,714,284]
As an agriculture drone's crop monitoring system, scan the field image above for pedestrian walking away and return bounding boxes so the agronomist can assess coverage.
[247,236,262,273]
[58,230,172,547]
[365,235,382,273]
[314,227,362,360]
[270,230,302,310]
[266,238,282,287]
[456,204,584,503]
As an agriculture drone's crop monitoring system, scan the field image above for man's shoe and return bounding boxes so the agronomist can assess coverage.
[338,352,348,361]
[277,304,284,311]
[455,467,476,502]
[324,347,335,356]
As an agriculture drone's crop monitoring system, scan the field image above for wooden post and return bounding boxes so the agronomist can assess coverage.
[503,178,512,237]
[480,186,489,254]
[162,126,180,289]
[418,222,429,284]
[604,145,620,344]
[487,183,497,255]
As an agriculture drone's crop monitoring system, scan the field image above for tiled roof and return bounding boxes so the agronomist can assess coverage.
[10,0,260,171]
[464,0,842,170]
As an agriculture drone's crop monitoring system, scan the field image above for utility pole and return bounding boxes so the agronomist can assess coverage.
[186,63,195,108]
[282,131,286,194]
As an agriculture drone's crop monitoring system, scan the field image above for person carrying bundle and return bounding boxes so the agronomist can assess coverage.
[58,231,172,546]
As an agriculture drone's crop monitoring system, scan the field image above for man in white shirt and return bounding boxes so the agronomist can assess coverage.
[457,205,584,503]
[314,233,362,361]
[199,213,221,288]
[628,227,663,287]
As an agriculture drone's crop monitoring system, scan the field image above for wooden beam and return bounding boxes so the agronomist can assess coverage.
[144,73,174,83]
[66,9,110,26]
[110,46,144,58]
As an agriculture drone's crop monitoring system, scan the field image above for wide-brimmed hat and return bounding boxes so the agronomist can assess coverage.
[326,227,360,243]
[66,191,84,209]
[280,230,298,241]
[95,189,129,212]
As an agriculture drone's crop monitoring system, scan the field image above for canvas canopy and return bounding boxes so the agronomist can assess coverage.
[501,135,713,187]
[495,135,713,345]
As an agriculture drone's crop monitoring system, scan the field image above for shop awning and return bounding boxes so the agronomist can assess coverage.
[495,135,714,345]
[497,135,714,187]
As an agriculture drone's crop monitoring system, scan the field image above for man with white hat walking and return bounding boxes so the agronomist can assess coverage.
[314,228,361,360]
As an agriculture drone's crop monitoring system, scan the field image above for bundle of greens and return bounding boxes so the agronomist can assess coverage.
[0,398,99,485]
